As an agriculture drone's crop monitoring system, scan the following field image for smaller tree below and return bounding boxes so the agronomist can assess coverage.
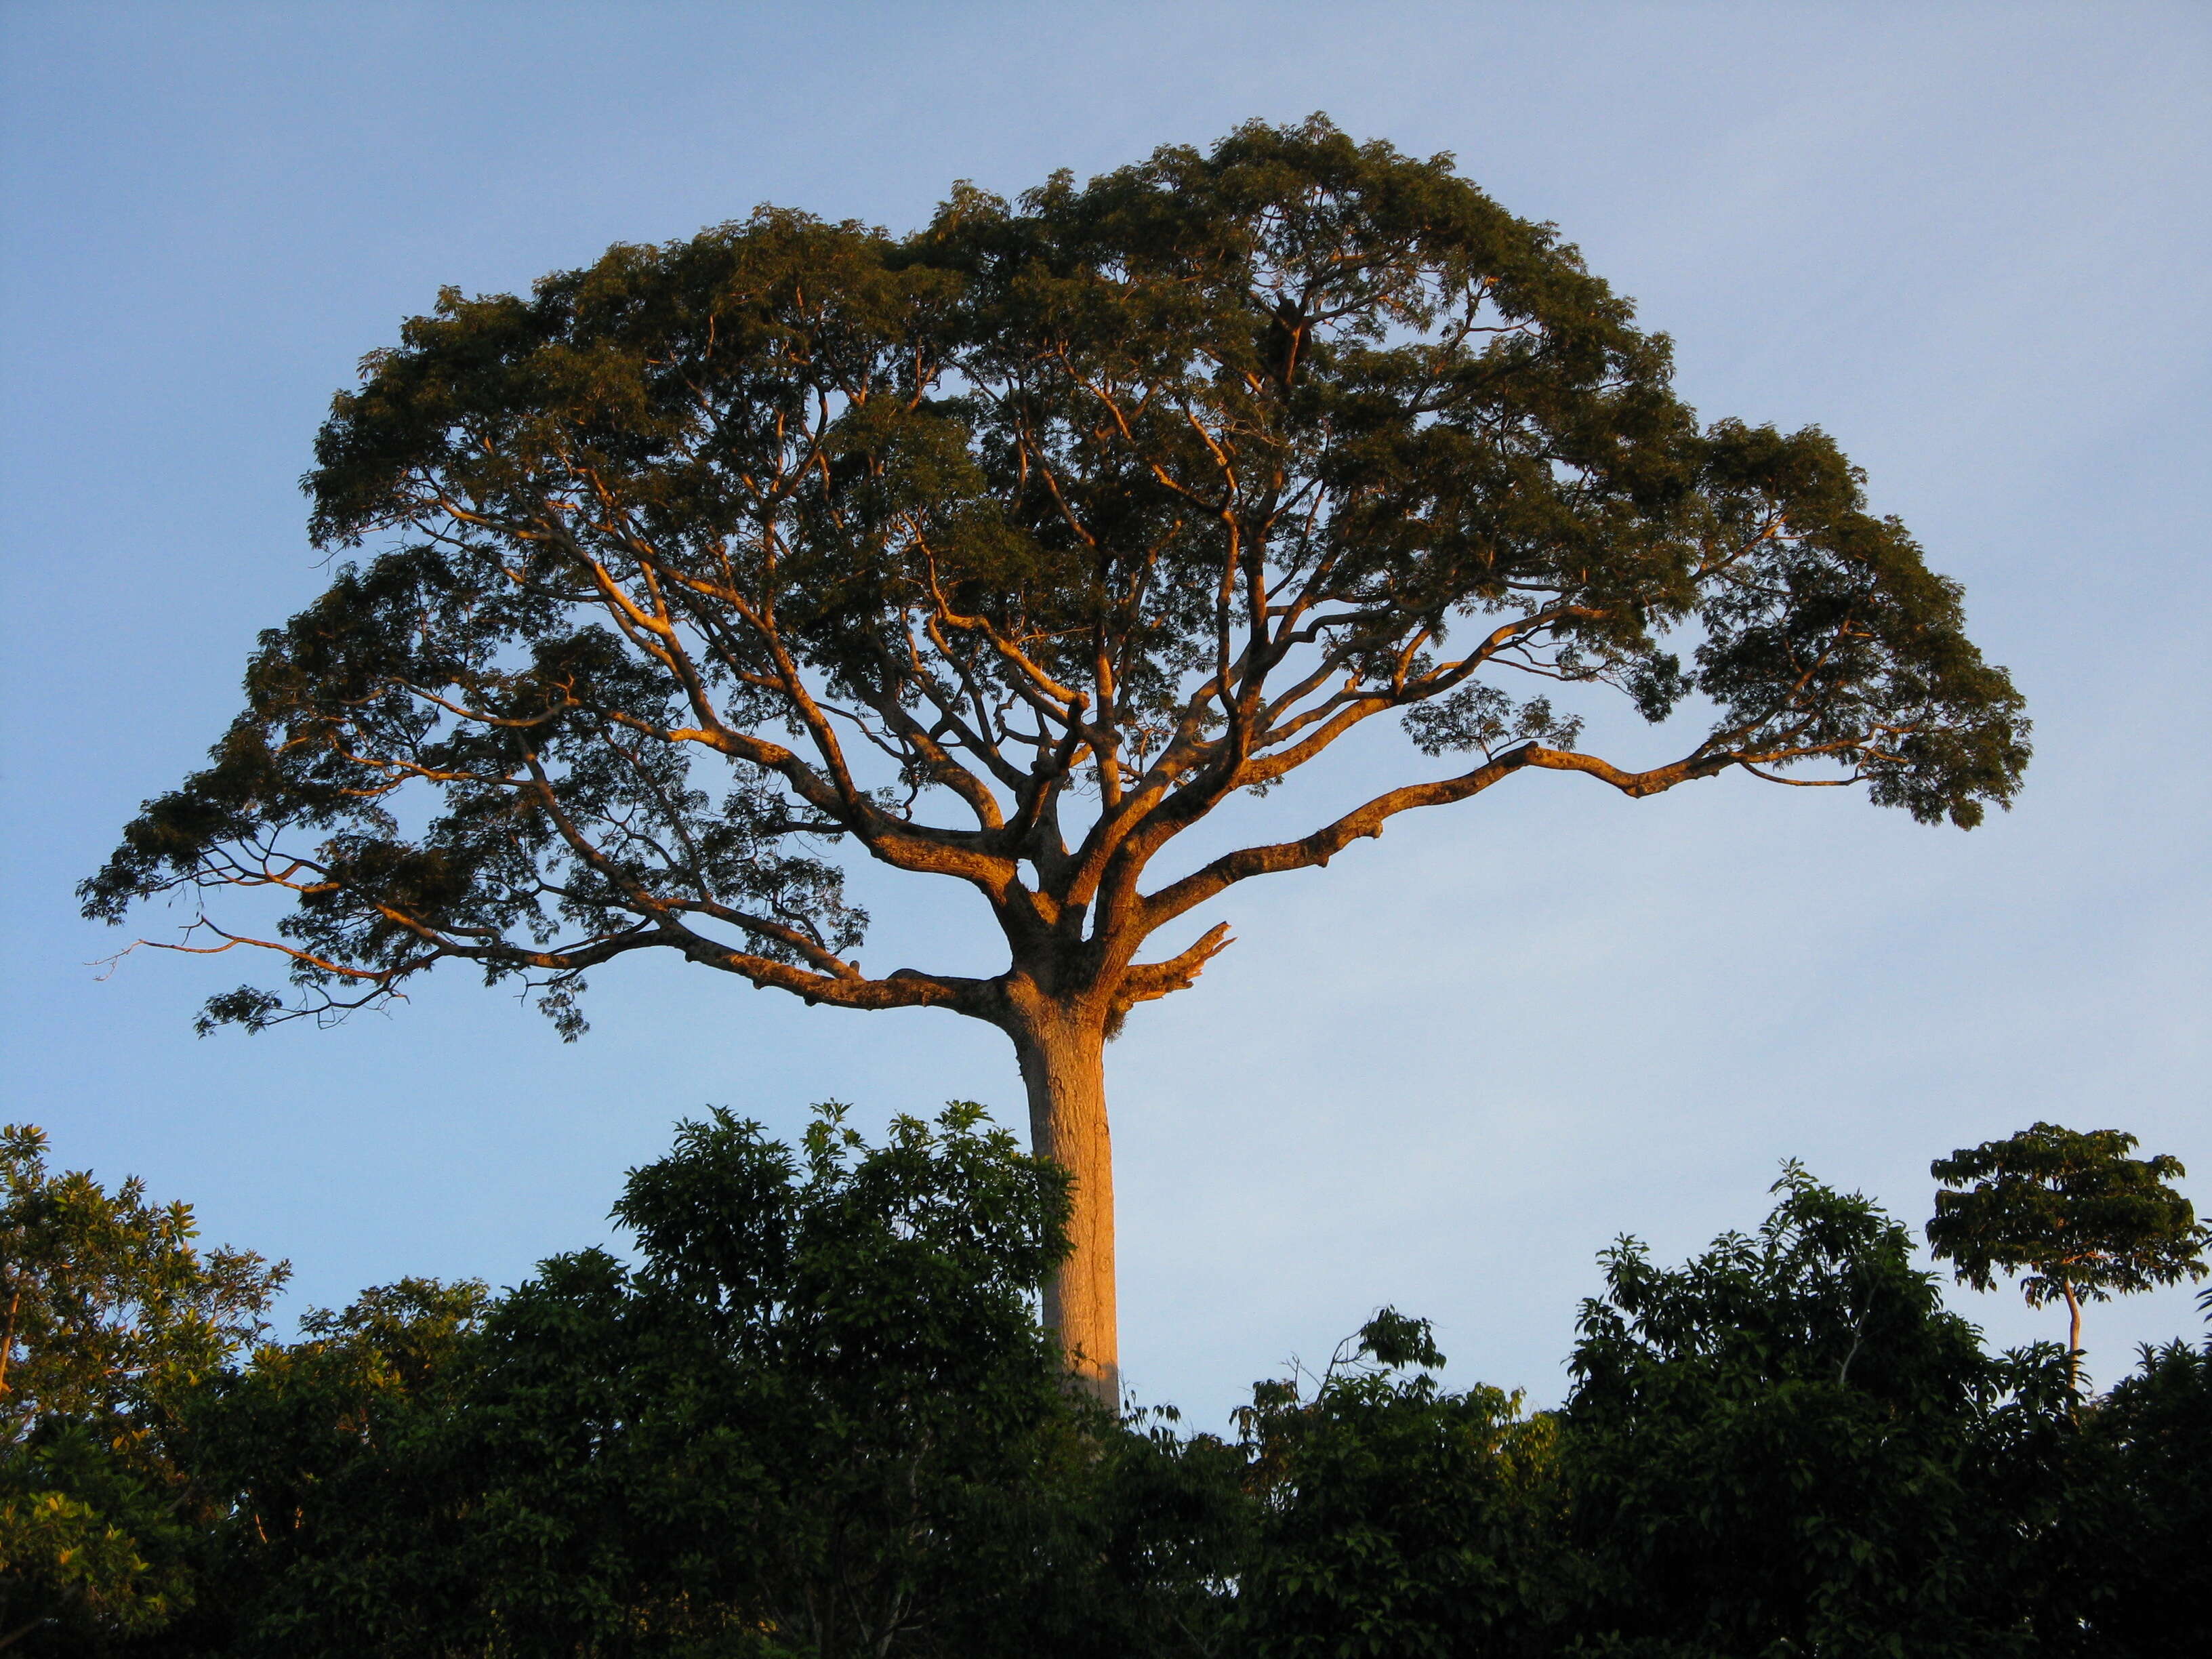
[1928,1122,2209,1391]
[0,1125,287,1656]
[1564,1164,2013,1656]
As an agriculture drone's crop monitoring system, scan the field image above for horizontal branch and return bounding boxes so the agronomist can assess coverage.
[1140,740,1746,933]
[128,908,995,1031]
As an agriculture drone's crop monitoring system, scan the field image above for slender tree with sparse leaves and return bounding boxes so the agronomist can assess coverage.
[83,119,2028,1399]
[1929,1122,2207,1392]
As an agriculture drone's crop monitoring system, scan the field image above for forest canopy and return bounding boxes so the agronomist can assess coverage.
[3,1113,2201,1658]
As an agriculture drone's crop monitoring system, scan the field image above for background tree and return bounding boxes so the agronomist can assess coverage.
[1230,1309,1567,1658]
[2045,1329,2212,1658]
[18,1110,2209,1657]
[181,1103,1124,1659]
[174,1277,491,1658]
[1929,1122,2209,1391]
[0,1126,285,1656]
[1560,1165,2043,1658]
[81,117,2028,1399]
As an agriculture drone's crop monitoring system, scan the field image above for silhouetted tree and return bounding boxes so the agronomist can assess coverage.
[186,1105,1095,1658]
[1231,1309,1566,1658]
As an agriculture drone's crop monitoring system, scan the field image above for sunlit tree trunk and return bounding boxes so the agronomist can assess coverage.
[2063,1277,2083,1395]
[1007,1000,1118,1408]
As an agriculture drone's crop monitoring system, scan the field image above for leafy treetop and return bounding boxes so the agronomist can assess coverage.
[1928,1121,2208,1358]
[79,116,2028,1040]
[0,1126,287,1656]
[0,1125,286,1438]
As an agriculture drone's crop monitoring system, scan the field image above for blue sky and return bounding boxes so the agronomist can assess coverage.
[3,1,2207,1425]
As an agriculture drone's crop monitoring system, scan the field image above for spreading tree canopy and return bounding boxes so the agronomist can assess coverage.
[83,118,2028,1398]
[1929,1122,2207,1391]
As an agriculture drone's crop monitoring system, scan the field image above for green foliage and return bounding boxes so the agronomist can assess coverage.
[0,1126,285,1656]
[17,1118,2212,1658]
[2045,1332,2212,1656]
[1561,1165,2036,1657]
[82,117,2026,1039]
[176,1277,492,1656]
[1928,1123,2208,1326]
[1231,1311,1567,1658]
[180,1104,1098,1657]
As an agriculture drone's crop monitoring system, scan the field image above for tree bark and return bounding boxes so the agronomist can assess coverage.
[2063,1278,2083,1395]
[1008,1003,1119,1408]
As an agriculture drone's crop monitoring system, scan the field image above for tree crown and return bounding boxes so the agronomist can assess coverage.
[81,117,2028,1037]
[0,1126,287,1652]
[0,1125,286,1438]
[1927,1122,2209,1307]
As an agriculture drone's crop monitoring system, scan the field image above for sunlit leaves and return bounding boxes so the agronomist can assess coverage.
[0,1126,287,1652]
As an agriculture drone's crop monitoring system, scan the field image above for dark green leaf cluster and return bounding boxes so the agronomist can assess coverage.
[1560,1167,2024,1656]
[1221,1168,2208,1658]
[2043,1336,2212,1651]
[162,1105,1224,1659]
[1231,1311,1570,1657]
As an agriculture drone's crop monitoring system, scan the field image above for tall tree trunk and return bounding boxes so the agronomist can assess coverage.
[2063,1278,2083,1395]
[1009,1004,1118,1408]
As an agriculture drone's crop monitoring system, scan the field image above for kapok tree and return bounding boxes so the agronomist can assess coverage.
[83,120,2028,1401]
[1929,1123,2207,1391]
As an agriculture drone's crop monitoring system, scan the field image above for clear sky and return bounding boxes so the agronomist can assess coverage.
[3,1,2207,1427]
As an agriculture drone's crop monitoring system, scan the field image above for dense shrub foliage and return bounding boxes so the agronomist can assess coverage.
[3,1120,2203,1658]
